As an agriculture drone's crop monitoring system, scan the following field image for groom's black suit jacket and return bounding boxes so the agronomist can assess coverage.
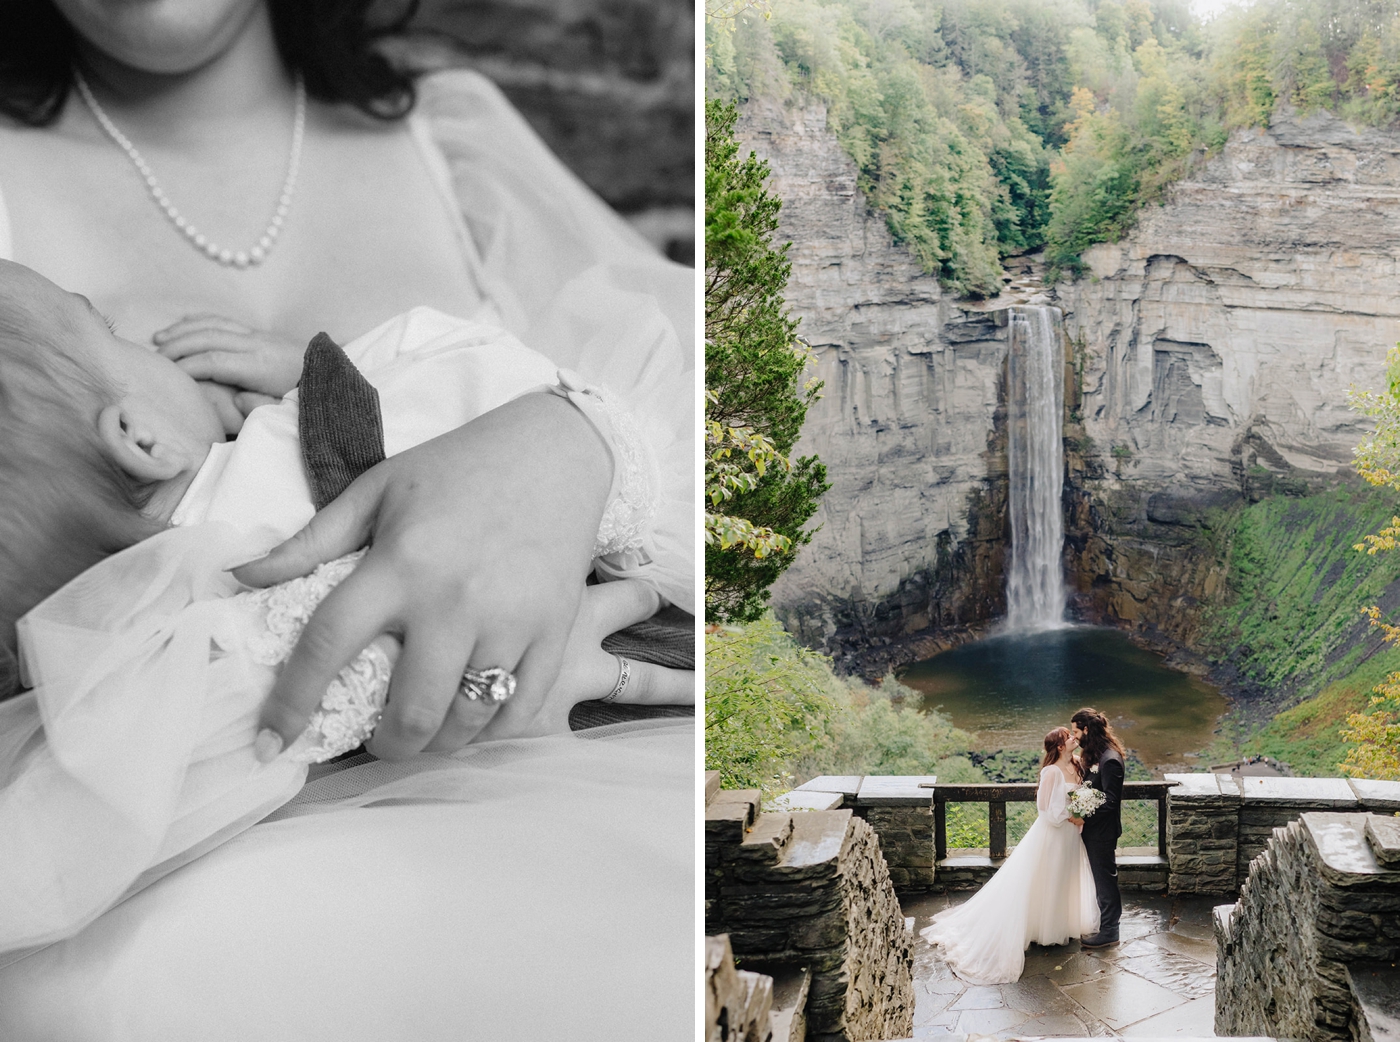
[1081,748,1124,845]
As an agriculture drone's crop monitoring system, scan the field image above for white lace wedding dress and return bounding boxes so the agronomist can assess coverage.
[921,765,1100,985]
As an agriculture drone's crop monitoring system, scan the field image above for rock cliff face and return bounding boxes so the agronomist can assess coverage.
[740,97,1400,659]
[1058,108,1400,645]
[735,99,1013,658]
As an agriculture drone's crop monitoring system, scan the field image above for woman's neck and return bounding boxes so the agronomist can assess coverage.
[71,5,292,134]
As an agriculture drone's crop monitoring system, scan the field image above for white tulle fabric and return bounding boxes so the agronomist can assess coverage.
[921,766,1100,985]
[0,526,692,1039]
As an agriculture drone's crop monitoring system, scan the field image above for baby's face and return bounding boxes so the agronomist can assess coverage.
[0,261,224,451]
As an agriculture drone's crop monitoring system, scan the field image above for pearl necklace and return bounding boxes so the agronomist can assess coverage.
[72,70,306,269]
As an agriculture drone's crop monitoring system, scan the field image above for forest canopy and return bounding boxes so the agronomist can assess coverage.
[709,0,1400,289]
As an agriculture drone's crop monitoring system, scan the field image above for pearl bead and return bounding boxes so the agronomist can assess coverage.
[233,251,250,268]
[204,242,219,258]
[193,233,207,248]
[217,248,233,264]
[250,246,266,263]
[258,236,272,250]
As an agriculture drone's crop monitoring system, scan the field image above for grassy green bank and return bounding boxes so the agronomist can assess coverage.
[1197,483,1400,774]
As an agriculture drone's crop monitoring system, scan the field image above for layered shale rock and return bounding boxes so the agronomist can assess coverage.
[735,99,1012,657]
[1057,108,1400,640]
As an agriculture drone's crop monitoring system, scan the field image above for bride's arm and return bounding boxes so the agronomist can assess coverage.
[1037,766,1071,825]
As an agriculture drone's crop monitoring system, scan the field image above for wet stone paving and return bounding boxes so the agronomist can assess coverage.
[898,891,1220,1039]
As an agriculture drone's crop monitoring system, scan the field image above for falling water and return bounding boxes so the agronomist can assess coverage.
[1005,305,1066,632]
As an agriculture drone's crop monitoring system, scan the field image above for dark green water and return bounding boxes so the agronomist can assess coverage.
[897,627,1228,774]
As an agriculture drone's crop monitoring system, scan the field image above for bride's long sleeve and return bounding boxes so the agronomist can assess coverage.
[416,71,694,612]
[1037,766,1071,826]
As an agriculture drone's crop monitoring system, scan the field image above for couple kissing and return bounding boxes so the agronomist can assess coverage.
[922,708,1126,985]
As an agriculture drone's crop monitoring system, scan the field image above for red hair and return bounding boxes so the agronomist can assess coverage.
[1041,726,1081,777]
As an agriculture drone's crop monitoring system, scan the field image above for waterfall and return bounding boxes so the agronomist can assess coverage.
[1005,305,1066,632]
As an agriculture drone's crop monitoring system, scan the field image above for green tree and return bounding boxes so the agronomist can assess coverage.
[705,100,830,622]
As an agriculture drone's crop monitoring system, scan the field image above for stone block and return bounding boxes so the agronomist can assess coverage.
[1164,771,1225,798]
[796,775,863,799]
[730,813,795,866]
[1365,816,1400,868]
[855,775,937,806]
[1350,779,1400,811]
[772,790,845,813]
[1239,776,1360,808]
[705,934,774,1042]
[705,770,721,805]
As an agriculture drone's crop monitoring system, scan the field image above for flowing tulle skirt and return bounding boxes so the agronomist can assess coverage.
[921,815,1099,985]
[0,721,693,1042]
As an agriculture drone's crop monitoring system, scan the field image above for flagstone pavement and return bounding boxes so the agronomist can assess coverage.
[898,890,1221,1039]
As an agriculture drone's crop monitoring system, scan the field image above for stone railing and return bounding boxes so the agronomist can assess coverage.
[783,773,1400,896]
[785,775,1173,891]
[1165,774,1400,895]
[1215,811,1400,1042]
[704,773,913,1042]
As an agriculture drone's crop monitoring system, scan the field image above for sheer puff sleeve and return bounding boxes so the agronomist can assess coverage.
[416,71,693,612]
[1036,766,1070,826]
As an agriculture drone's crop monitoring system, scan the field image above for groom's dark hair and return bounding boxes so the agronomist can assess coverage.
[1071,707,1125,765]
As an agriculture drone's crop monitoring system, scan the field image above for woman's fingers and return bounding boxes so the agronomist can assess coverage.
[369,624,472,760]
[578,580,663,640]
[254,557,403,760]
[232,464,385,589]
[608,659,696,706]
[152,314,254,344]
[422,691,504,752]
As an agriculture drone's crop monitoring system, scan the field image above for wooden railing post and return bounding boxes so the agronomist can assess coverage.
[989,800,1007,859]
[934,798,947,862]
[1158,795,1168,858]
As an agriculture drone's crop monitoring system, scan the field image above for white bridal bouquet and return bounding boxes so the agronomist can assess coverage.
[1067,784,1106,819]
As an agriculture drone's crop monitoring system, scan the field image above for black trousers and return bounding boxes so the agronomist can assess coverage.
[1082,830,1121,937]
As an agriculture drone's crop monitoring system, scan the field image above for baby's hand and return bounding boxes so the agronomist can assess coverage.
[154,314,306,398]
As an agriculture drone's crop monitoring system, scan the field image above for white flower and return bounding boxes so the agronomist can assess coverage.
[1090,764,1100,774]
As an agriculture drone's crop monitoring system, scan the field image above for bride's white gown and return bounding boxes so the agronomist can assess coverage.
[922,765,1099,985]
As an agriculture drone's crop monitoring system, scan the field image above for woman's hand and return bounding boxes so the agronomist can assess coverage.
[154,314,306,398]
[233,392,615,761]
[423,580,693,749]
[1069,816,1084,828]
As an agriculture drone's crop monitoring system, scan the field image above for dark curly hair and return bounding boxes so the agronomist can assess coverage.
[0,0,420,127]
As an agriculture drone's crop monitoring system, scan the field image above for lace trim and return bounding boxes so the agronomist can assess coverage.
[550,369,658,560]
[235,550,390,764]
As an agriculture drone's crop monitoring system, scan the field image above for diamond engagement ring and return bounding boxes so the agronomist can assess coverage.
[601,655,632,704]
[458,666,516,704]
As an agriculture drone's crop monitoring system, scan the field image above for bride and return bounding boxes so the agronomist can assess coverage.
[922,726,1100,985]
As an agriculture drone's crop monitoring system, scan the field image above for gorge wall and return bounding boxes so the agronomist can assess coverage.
[740,97,1400,664]
[735,99,1013,664]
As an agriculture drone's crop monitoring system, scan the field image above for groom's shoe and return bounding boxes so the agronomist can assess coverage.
[1080,932,1119,948]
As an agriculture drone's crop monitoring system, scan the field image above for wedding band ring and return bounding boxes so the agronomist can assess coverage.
[602,655,631,704]
[458,666,516,704]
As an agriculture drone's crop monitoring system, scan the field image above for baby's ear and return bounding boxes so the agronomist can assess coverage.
[96,405,183,483]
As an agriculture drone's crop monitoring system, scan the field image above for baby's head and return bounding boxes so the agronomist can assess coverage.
[0,260,224,655]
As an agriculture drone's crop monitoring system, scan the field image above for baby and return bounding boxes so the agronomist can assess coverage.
[0,257,674,954]
[0,259,668,696]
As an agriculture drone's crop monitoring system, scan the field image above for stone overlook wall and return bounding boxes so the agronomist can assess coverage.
[704,775,914,1042]
[735,99,1012,657]
[1215,811,1400,1041]
[1165,773,1400,895]
[1057,109,1400,639]
[740,98,1400,652]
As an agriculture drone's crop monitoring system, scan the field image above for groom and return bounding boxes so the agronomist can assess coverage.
[1071,707,1125,948]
